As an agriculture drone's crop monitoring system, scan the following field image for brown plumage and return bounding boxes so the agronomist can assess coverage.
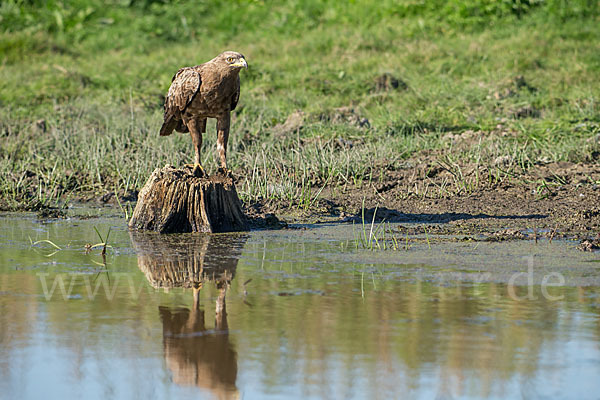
[160,51,247,175]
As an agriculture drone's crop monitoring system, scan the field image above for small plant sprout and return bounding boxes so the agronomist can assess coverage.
[86,226,113,257]
[423,224,431,250]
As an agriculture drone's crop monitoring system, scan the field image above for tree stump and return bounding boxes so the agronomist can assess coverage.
[128,166,248,233]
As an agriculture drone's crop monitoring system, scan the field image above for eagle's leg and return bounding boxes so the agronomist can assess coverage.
[186,118,206,177]
[216,113,231,176]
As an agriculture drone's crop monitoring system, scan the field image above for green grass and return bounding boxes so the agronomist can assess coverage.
[353,206,403,251]
[1,0,599,211]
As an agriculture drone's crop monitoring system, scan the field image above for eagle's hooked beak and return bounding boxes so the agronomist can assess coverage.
[233,58,248,69]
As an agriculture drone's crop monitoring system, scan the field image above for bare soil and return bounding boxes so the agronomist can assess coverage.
[245,157,600,244]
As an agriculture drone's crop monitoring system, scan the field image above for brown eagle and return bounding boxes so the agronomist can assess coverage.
[160,51,248,176]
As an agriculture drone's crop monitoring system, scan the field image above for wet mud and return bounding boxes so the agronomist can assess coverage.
[245,158,600,249]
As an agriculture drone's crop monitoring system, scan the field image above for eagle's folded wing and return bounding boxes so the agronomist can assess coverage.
[165,67,201,115]
[160,68,201,136]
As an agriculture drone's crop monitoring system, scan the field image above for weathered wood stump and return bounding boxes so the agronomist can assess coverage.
[128,166,248,233]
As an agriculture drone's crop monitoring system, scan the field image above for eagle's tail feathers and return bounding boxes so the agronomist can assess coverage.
[159,118,177,136]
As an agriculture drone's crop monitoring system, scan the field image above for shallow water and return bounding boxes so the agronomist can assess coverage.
[1,213,600,399]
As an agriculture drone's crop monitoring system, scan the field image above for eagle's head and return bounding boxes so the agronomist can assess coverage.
[216,51,248,70]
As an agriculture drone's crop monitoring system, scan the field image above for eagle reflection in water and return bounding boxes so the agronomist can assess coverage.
[130,232,248,399]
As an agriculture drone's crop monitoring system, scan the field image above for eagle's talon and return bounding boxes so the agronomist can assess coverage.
[193,165,206,178]
[185,163,206,178]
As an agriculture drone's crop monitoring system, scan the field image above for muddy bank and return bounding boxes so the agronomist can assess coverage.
[17,155,600,245]
[245,158,600,243]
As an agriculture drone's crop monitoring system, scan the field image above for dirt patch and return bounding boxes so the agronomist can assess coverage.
[372,73,408,92]
[97,189,139,204]
[37,207,67,219]
[319,106,370,129]
[509,105,541,119]
[271,110,306,136]
[271,107,371,137]
[490,75,537,100]
[245,155,600,244]
[244,200,290,229]
[577,238,600,252]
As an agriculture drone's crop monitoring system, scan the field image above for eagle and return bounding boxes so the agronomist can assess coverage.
[160,51,248,176]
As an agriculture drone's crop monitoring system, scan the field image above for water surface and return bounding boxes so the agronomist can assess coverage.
[1,213,600,399]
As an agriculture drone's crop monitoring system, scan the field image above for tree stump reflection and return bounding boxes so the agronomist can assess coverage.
[130,231,247,399]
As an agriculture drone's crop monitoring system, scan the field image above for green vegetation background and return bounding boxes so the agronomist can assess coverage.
[1,0,599,210]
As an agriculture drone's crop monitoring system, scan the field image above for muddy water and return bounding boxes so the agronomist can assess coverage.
[1,213,600,399]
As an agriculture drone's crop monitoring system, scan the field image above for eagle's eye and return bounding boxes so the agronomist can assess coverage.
[226,57,234,63]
